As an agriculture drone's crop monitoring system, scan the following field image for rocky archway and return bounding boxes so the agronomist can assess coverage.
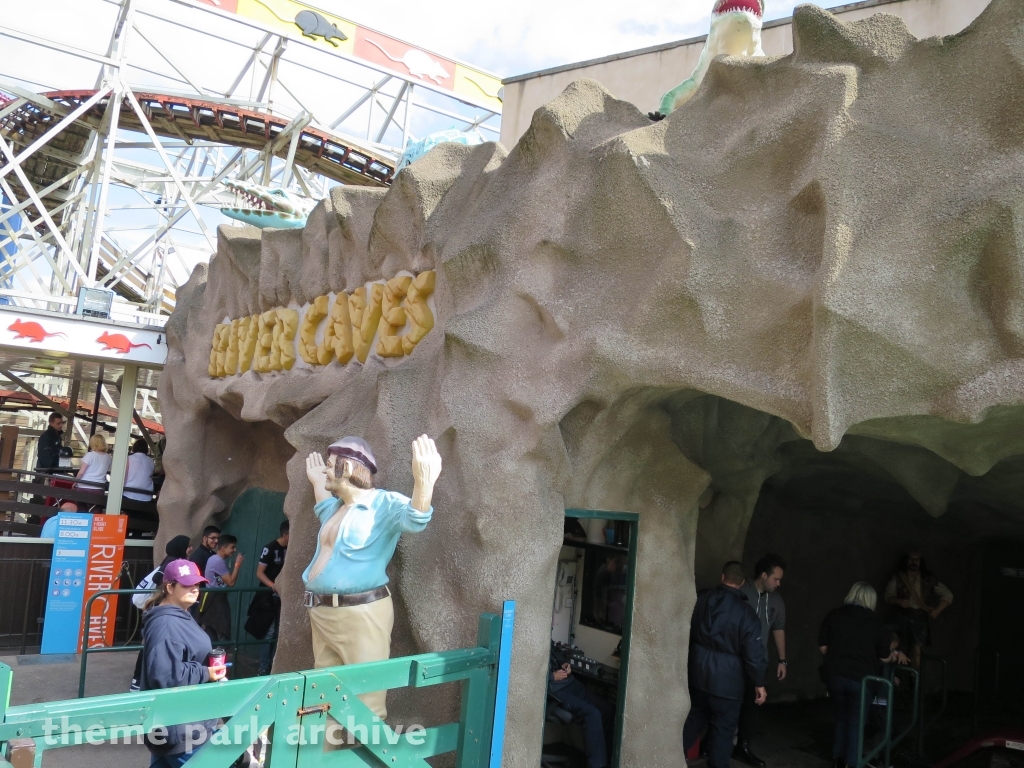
[157,3,1024,766]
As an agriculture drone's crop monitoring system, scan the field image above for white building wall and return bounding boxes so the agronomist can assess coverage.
[499,0,990,149]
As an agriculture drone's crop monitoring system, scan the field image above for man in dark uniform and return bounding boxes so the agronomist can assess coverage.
[683,561,768,768]
[36,412,64,470]
[549,643,615,768]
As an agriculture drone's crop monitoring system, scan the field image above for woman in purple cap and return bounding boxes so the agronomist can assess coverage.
[140,558,227,767]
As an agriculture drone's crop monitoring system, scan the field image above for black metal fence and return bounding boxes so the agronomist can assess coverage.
[0,541,155,653]
[0,467,159,537]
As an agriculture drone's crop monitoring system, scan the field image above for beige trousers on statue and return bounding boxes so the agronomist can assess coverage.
[308,595,394,719]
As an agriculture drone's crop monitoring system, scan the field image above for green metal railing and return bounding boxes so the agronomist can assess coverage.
[856,667,920,768]
[916,654,947,762]
[78,587,275,698]
[1,610,509,768]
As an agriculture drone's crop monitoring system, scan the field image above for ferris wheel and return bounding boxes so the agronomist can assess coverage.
[0,0,502,322]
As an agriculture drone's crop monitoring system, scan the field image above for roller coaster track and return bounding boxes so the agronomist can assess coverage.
[0,0,500,324]
[0,89,396,315]
[29,90,394,187]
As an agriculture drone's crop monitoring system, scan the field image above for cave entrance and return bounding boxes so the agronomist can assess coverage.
[666,392,1024,764]
[213,487,287,676]
[732,439,1024,763]
[544,509,638,768]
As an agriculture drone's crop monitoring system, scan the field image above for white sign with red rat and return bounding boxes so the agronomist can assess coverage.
[0,307,166,366]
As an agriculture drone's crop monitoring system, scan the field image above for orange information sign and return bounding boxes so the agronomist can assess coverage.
[77,515,128,652]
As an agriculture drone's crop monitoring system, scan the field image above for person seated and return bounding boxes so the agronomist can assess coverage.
[70,434,112,510]
[548,643,614,768]
[124,438,156,505]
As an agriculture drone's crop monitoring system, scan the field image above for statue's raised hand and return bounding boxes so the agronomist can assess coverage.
[411,434,441,489]
[306,452,331,502]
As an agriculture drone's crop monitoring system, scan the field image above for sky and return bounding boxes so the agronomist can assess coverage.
[4,0,806,82]
[0,0,810,293]
[313,0,804,77]
[2,0,807,88]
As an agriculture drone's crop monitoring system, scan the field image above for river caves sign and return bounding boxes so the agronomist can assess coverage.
[208,270,435,378]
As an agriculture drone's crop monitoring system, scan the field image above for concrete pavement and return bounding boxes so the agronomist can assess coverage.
[2,651,149,767]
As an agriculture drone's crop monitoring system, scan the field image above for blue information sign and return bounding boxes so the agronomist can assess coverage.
[40,513,93,654]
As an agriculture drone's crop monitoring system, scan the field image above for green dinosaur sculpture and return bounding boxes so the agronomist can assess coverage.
[220,179,315,229]
[652,0,765,119]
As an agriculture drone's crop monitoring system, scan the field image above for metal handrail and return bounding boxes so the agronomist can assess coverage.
[856,667,920,768]
[79,586,275,697]
[3,467,156,498]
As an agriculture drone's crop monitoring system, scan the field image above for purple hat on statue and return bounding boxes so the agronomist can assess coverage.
[327,436,378,475]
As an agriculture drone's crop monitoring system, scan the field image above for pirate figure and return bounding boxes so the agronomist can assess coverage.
[302,434,441,718]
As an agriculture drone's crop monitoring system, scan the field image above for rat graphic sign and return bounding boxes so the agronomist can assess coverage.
[0,308,165,365]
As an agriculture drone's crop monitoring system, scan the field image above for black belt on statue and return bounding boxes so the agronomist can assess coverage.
[303,586,390,608]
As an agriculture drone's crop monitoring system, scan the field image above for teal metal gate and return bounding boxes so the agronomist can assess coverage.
[1,608,515,768]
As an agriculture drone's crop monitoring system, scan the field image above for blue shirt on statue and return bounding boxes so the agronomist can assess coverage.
[302,489,432,595]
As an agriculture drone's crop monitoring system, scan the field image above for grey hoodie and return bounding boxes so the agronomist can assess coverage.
[141,604,216,754]
[739,580,786,650]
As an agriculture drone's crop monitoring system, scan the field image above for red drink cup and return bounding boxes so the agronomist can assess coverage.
[208,647,226,678]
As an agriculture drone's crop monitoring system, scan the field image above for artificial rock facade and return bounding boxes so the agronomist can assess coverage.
[158,2,1024,765]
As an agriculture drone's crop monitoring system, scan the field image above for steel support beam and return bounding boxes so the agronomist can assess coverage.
[105,362,136,517]
[0,366,72,420]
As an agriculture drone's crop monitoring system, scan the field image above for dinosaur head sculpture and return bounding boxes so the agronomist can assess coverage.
[710,0,765,56]
[712,0,764,21]
[220,179,315,230]
[654,0,766,116]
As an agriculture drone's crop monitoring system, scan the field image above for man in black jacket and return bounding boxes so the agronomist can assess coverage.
[36,412,64,470]
[683,561,768,768]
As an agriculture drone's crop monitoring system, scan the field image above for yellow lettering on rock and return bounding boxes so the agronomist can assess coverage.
[377,275,413,358]
[255,311,277,373]
[276,308,298,370]
[401,270,436,355]
[350,283,384,364]
[210,271,436,377]
[225,318,240,375]
[298,296,329,365]
[212,324,232,377]
[325,293,354,365]
[237,316,257,373]
[209,323,227,377]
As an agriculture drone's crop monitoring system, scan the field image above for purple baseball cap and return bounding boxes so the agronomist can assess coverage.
[163,559,208,586]
[327,436,377,474]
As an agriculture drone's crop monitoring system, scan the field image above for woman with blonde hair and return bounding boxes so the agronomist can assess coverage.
[818,582,908,768]
[71,433,112,510]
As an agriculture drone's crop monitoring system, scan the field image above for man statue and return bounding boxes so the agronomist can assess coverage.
[885,550,952,669]
[302,434,441,718]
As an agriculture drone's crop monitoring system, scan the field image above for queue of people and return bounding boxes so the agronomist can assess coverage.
[682,551,950,768]
[128,517,947,768]
[34,411,161,515]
